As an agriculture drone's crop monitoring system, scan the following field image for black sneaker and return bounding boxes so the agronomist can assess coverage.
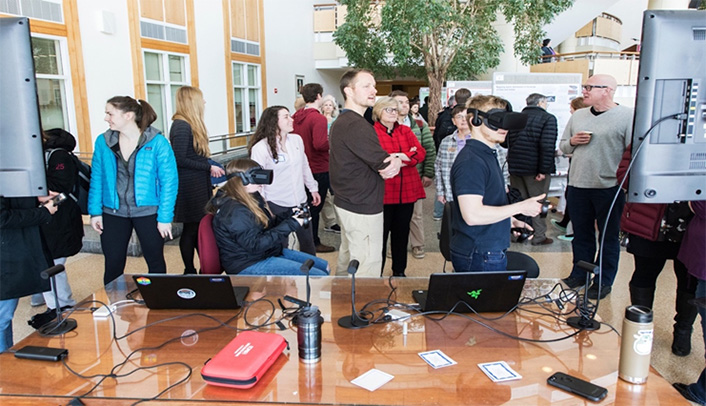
[587,284,612,299]
[561,276,585,289]
[672,383,704,405]
[324,224,341,234]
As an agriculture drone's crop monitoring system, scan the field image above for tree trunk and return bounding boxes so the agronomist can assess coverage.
[427,72,444,130]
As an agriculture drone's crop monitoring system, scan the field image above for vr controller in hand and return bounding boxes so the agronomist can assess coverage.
[293,204,312,229]
[538,199,550,218]
[225,166,273,185]
[512,227,532,243]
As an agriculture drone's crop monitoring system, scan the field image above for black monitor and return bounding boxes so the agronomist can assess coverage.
[0,17,47,197]
[627,10,706,203]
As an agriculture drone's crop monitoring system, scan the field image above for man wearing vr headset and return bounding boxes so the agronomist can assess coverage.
[449,95,546,272]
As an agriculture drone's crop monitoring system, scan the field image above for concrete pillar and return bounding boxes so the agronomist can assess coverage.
[647,0,689,9]
[557,34,578,55]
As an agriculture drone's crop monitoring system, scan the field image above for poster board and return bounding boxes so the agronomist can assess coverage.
[492,73,582,198]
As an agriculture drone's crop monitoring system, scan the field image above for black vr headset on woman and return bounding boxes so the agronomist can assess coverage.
[468,108,527,131]
[225,167,273,185]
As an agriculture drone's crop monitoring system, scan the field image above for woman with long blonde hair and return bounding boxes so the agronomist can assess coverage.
[207,159,329,275]
[170,86,225,274]
[320,95,339,131]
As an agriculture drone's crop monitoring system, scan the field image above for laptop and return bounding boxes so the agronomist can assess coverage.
[132,274,249,309]
[412,270,527,313]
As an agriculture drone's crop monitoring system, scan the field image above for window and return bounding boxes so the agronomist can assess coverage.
[0,0,63,23]
[232,62,261,132]
[143,50,189,133]
[32,35,73,132]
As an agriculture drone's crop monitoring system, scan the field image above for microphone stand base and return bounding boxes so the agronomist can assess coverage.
[39,318,77,336]
[337,315,369,329]
[566,316,600,331]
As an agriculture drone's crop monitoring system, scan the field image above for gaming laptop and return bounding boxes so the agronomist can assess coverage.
[412,270,527,313]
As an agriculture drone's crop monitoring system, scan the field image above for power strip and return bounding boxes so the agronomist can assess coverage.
[93,304,116,319]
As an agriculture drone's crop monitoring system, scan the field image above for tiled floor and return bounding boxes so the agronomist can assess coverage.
[12,191,705,398]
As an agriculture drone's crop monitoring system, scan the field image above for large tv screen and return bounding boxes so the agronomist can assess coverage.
[627,10,706,203]
[0,17,47,197]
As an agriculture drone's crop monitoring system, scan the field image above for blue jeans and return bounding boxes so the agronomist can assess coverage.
[240,249,329,276]
[451,248,507,272]
[0,298,19,352]
[566,186,624,287]
[433,199,444,219]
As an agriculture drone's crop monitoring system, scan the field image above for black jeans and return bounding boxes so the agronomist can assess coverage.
[566,186,624,287]
[630,256,696,293]
[307,172,330,246]
[101,213,166,285]
[268,201,317,256]
[382,203,415,276]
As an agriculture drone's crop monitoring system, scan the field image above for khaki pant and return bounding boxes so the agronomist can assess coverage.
[321,190,337,228]
[335,206,383,277]
[408,199,425,248]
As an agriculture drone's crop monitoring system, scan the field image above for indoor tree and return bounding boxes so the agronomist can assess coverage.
[334,0,573,125]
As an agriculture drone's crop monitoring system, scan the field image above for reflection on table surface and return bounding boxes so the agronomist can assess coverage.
[0,276,687,405]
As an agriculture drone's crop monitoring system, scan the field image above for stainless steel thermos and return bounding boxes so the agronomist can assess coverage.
[297,306,324,363]
[618,305,654,384]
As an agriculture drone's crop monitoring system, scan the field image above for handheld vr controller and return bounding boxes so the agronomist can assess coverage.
[294,204,312,229]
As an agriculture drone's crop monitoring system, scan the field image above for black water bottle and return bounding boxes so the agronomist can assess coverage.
[297,306,323,363]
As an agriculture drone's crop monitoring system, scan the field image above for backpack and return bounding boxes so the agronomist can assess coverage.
[45,148,91,215]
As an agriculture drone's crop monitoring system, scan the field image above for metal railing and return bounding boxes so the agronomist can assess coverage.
[208,131,254,158]
[541,50,640,64]
[73,130,255,164]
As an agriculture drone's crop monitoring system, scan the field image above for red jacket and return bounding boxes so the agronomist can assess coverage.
[292,108,329,173]
[374,121,426,204]
[617,144,665,241]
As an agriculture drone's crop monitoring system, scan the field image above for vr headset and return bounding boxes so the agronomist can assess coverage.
[469,108,527,131]
[225,166,273,185]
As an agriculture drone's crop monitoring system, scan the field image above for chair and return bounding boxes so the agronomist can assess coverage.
[197,213,223,274]
[437,201,539,278]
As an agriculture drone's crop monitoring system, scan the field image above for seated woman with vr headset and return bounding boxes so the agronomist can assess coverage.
[207,158,329,276]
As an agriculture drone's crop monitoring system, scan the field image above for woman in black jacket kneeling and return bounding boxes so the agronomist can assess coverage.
[208,158,329,276]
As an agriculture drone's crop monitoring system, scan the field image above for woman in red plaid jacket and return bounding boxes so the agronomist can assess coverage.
[373,97,426,277]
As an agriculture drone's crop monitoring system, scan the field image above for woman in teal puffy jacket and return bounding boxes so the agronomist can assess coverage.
[88,96,178,285]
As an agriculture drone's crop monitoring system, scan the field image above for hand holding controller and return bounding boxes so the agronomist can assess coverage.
[537,199,550,218]
[293,204,312,228]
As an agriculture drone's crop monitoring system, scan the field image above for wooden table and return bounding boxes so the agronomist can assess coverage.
[0,275,687,405]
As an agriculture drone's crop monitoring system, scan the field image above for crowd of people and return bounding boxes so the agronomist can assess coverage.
[1,72,704,406]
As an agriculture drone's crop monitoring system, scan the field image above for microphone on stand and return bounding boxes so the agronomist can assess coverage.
[337,260,369,329]
[566,260,601,331]
[38,264,77,336]
[300,259,315,308]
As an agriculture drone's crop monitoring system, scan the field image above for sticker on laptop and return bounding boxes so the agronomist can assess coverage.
[177,288,197,299]
[135,276,151,285]
[508,275,524,281]
[209,277,226,283]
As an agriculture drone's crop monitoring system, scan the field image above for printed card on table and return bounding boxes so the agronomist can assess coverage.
[351,368,394,392]
[418,350,457,369]
[478,361,522,382]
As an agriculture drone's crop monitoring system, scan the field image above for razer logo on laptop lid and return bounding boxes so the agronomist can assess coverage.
[467,289,482,299]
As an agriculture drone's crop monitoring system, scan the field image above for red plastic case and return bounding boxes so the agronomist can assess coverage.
[201,331,287,389]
